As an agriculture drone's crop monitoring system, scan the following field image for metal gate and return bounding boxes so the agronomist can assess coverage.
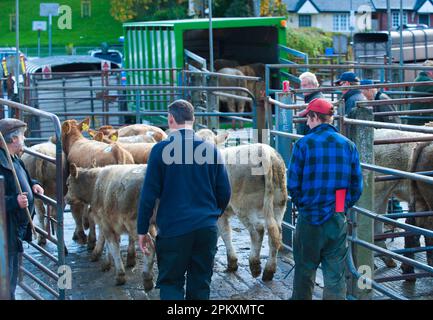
[0,99,65,300]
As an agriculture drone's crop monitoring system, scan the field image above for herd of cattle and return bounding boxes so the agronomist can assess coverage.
[19,117,433,290]
[22,118,287,289]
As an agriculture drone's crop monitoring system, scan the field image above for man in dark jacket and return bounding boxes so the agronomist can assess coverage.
[360,79,401,123]
[297,72,324,135]
[137,99,231,300]
[336,71,367,115]
[407,60,433,125]
[0,118,44,300]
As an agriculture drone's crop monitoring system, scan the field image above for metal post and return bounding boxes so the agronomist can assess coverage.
[0,177,10,300]
[346,105,374,300]
[15,0,20,98]
[386,0,392,81]
[54,135,65,300]
[275,91,293,247]
[135,91,141,124]
[399,0,404,83]
[37,30,41,57]
[208,0,214,72]
[48,14,52,56]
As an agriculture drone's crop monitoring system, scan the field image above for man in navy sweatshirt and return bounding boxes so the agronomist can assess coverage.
[137,99,231,300]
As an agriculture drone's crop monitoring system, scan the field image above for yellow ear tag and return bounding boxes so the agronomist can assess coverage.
[82,123,89,132]
[111,135,118,142]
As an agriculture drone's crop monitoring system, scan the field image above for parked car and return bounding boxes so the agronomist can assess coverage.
[88,49,123,66]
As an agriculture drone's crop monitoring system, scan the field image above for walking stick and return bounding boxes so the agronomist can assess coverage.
[0,131,37,238]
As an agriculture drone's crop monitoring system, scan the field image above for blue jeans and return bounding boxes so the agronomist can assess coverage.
[155,226,218,300]
[8,252,22,300]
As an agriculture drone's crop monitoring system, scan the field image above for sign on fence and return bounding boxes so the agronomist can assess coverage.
[42,65,52,79]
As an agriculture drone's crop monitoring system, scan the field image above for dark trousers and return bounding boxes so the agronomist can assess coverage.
[8,252,22,300]
[292,212,348,300]
[155,226,218,300]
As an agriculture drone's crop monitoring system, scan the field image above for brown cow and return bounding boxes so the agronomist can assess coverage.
[216,67,248,129]
[62,118,134,249]
[196,129,288,281]
[21,139,67,246]
[92,131,155,164]
[98,124,167,142]
[66,164,156,288]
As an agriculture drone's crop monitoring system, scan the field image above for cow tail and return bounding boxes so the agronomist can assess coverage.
[263,146,282,251]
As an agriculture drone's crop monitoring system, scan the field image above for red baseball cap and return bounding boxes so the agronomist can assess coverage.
[298,98,334,117]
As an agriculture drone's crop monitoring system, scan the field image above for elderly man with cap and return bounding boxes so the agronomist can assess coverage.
[335,71,367,115]
[288,98,363,300]
[0,118,44,300]
[408,60,433,125]
[360,79,401,123]
[297,72,324,135]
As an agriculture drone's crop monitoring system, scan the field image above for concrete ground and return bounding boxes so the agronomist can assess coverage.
[16,209,433,300]
[16,212,324,300]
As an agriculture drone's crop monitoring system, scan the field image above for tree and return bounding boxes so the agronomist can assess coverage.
[110,0,188,22]
[260,0,287,17]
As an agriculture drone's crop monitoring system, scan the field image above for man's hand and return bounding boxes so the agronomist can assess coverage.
[32,184,44,195]
[17,192,28,209]
[138,233,155,256]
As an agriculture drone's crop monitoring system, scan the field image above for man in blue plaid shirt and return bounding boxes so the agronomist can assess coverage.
[288,98,363,300]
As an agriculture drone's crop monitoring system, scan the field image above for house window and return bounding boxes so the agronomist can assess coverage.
[299,15,312,27]
[333,14,349,32]
[81,0,91,18]
[392,11,408,29]
[419,14,430,26]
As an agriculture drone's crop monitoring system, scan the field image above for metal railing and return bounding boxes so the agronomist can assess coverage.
[0,99,65,300]
[0,177,9,300]
[265,84,433,300]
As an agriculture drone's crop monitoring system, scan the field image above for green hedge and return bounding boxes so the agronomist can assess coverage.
[286,27,335,58]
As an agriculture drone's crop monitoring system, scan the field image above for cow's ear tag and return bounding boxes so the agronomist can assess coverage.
[111,135,118,142]
[82,123,90,132]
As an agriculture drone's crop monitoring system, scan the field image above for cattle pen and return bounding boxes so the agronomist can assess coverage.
[2,57,433,301]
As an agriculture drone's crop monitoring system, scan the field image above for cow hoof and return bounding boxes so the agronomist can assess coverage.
[90,252,102,262]
[126,255,136,268]
[87,241,96,251]
[226,258,238,272]
[262,269,275,282]
[143,279,154,292]
[116,273,126,286]
[249,261,262,278]
[37,237,47,246]
[101,262,111,272]
[73,231,87,245]
[381,256,397,268]
[401,263,416,282]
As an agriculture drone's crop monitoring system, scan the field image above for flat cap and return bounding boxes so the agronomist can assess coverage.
[0,118,27,136]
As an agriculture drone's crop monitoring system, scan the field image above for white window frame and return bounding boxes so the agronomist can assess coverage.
[333,14,349,32]
[392,11,408,29]
[299,14,312,27]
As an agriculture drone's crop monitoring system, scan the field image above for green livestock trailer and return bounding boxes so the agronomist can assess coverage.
[123,17,290,116]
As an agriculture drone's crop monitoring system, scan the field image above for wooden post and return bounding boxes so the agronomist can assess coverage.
[0,176,10,300]
[346,105,374,300]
